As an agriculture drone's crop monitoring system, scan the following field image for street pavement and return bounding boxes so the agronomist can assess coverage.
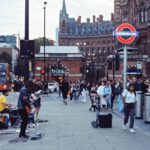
[0,92,150,150]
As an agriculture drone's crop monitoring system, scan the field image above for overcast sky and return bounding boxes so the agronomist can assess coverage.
[0,0,114,40]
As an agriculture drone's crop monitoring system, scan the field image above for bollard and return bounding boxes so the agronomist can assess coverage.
[144,93,150,124]
[135,91,143,119]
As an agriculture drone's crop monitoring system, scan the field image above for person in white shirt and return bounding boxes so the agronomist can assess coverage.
[122,84,137,133]
[97,81,107,108]
[104,81,112,109]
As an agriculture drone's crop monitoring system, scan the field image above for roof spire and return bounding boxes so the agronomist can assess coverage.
[62,0,67,14]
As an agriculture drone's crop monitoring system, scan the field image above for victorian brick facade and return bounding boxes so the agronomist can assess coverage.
[108,0,150,79]
[34,46,84,82]
[59,0,115,75]
[114,0,150,56]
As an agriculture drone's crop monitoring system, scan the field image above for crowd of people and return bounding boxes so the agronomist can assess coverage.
[0,76,150,141]
[58,76,150,133]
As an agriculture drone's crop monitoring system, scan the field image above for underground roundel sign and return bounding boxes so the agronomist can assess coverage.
[113,23,139,44]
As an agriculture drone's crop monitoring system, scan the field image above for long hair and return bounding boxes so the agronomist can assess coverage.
[128,84,135,93]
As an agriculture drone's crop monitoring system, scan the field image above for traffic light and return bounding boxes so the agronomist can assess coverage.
[41,70,45,75]
[20,40,35,59]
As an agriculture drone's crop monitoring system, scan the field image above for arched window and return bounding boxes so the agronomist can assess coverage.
[62,20,66,27]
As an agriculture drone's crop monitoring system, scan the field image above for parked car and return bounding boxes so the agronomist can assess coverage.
[48,83,57,93]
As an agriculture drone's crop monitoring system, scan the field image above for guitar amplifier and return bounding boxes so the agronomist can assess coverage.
[98,113,112,128]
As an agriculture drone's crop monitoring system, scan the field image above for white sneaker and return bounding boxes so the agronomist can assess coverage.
[123,124,127,130]
[129,129,135,133]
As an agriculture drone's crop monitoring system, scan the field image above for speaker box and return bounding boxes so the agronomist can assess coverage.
[98,113,112,128]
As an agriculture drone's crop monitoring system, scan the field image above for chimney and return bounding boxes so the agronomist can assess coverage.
[93,15,96,23]
[77,16,81,24]
[86,18,90,23]
[99,15,103,22]
[111,13,114,21]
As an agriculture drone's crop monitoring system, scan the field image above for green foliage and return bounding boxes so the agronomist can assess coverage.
[0,52,12,65]
[34,37,55,53]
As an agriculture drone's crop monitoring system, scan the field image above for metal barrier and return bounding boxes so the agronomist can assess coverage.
[135,91,143,119]
[144,93,150,124]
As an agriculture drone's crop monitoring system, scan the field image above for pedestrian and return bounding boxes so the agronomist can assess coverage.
[17,80,33,140]
[104,81,112,109]
[122,84,137,133]
[80,86,87,103]
[89,86,97,111]
[0,90,11,114]
[72,81,80,102]
[97,81,107,108]
[32,80,42,122]
[58,80,62,98]
[70,81,74,101]
[111,80,116,111]
[115,81,124,112]
[61,78,70,105]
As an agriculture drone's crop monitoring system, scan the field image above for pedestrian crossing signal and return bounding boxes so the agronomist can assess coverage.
[41,70,45,74]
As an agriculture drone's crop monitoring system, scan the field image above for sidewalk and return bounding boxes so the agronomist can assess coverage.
[0,93,150,150]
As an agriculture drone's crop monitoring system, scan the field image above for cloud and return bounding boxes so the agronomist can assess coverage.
[0,0,114,40]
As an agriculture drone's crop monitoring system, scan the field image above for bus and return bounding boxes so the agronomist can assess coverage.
[0,63,11,91]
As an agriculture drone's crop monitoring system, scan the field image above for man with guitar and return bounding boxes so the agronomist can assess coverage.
[17,80,33,140]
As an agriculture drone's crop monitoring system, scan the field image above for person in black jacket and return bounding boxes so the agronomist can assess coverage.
[61,78,70,105]
[17,80,33,140]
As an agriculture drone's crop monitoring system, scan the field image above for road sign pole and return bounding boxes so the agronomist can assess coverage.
[114,23,138,89]
[123,45,127,90]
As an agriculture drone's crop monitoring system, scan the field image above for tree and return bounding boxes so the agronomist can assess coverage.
[0,52,12,65]
[34,37,55,53]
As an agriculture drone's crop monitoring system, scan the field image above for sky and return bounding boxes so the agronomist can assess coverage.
[0,0,114,40]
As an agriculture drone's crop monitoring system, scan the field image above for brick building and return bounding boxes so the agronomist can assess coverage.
[34,46,84,82]
[59,0,115,80]
[107,0,150,79]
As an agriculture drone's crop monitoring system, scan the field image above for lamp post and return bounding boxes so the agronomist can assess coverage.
[24,0,29,81]
[43,1,47,84]
[112,55,115,80]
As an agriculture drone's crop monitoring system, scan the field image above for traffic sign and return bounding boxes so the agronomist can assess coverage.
[113,23,138,44]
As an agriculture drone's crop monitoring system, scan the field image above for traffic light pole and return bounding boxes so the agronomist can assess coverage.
[43,5,46,83]
[123,45,127,90]
[24,0,29,81]
[43,1,48,92]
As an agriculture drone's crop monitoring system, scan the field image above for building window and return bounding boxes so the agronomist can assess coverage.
[99,49,102,53]
[140,9,147,23]
[92,41,95,46]
[102,40,106,45]
[145,11,148,22]
[62,41,66,46]
[108,47,110,54]
[69,41,72,46]
[86,41,90,45]
[97,41,100,45]
[62,20,66,27]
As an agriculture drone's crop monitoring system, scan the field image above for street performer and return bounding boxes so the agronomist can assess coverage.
[17,80,33,140]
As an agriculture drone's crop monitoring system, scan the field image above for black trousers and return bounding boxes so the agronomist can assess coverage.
[124,103,135,129]
[111,94,116,109]
[18,109,28,137]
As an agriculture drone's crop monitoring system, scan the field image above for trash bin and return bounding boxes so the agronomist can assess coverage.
[135,91,143,119]
[144,93,150,124]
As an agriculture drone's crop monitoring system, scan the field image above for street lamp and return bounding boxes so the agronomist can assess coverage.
[43,1,47,81]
